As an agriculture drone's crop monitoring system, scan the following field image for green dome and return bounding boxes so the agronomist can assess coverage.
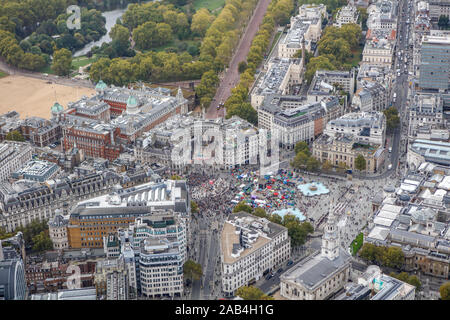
[127,95,138,107]
[51,102,64,113]
[95,80,107,90]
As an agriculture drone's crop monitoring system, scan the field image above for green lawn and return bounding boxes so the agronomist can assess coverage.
[72,55,99,69]
[39,64,56,75]
[350,233,364,255]
[193,0,225,12]
[0,70,8,78]
[146,39,199,53]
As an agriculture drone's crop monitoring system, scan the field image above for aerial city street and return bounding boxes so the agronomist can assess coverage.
[0,0,449,303]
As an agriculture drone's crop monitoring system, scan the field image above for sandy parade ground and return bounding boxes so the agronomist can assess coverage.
[0,75,95,119]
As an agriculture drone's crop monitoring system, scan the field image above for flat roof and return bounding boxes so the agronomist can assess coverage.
[221,221,271,265]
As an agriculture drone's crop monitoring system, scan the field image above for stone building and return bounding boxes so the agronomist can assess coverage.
[280,209,351,300]
[220,212,290,296]
[0,171,121,232]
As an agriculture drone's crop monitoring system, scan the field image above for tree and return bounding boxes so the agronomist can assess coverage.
[155,23,173,46]
[305,55,337,83]
[322,160,332,171]
[270,214,282,225]
[183,259,203,282]
[306,157,320,172]
[238,61,247,74]
[233,201,253,214]
[390,272,422,291]
[5,130,25,142]
[191,8,214,37]
[337,161,348,173]
[253,207,269,219]
[383,247,405,269]
[408,275,421,291]
[109,24,129,52]
[133,21,157,50]
[440,282,450,300]
[226,102,258,125]
[170,174,182,180]
[235,286,273,300]
[355,154,366,172]
[359,243,376,262]
[52,48,72,76]
[383,107,400,133]
[294,141,310,155]
[32,231,53,252]
[292,151,309,169]
[190,201,199,214]
[357,8,368,31]
[281,214,312,247]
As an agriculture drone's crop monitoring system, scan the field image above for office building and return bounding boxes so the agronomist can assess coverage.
[0,240,26,300]
[251,58,303,109]
[312,133,386,173]
[323,112,386,146]
[419,34,450,91]
[408,94,445,138]
[135,115,261,170]
[258,95,343,149]
[221,212,290,296]
[334,5,359,27]
[335,265,415,300]
[407,139,450,168]
[66,179,189,249]
[0,141,33,182]
[12,160,60,182]
[352,81,389,112]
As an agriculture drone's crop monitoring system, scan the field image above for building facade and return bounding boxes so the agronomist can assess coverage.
[280,209,351,300]
[220,212,290,296]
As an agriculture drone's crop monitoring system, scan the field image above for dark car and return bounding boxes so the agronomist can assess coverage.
[287,260,293,266]
[265,274,273,281]
[277,268,283,273]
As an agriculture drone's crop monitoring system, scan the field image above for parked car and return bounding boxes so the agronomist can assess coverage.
[287,260,294,266]
[277,268,283,273]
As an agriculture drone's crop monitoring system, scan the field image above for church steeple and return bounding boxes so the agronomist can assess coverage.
[321,201,340,260]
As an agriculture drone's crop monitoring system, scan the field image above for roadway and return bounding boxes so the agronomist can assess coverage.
[205,0,272,119]
[0,58,94,88]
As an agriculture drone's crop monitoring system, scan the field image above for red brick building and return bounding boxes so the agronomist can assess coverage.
[63,125,121,161]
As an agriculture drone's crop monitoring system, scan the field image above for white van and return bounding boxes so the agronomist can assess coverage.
[388,164,392,170]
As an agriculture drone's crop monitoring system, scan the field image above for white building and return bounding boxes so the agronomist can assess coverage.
[0,142,33,182]
[251,58,303,109]
[280,209,352,300]
[136,115,262,170]
[352,80,389,112]
[367,0,397,30]
[408,94,445,138]
[334,5,360,27]
[48,213,69,250]
[324,112,386,146]
[278,14,322,58]
[336,265,416,300]
[258,95,343,149]
[220,212,290,296]
[113,210,186,298]
[362,39,394,66]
